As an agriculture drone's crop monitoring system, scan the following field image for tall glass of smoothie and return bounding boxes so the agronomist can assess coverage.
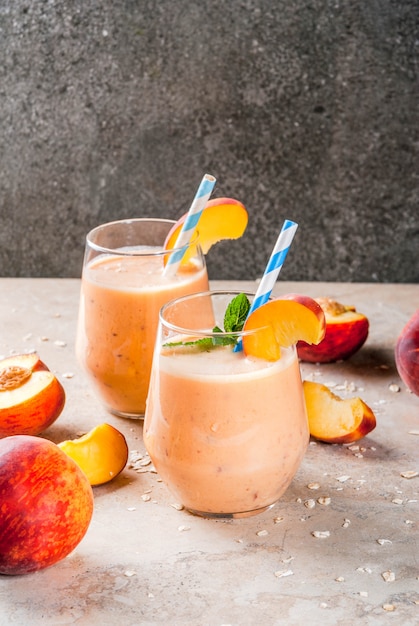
[143,290,309,518]
[76,218,209,418]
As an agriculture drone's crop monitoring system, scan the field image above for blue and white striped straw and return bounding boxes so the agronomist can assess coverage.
[235,219,298,351]
[163,173,216,276]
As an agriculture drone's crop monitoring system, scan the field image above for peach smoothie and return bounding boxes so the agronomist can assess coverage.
[76,252,208,417]
[144,343,309,517]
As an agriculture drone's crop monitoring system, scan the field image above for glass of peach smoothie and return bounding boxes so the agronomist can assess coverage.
[143,290,309,518]
[76,218,209,418]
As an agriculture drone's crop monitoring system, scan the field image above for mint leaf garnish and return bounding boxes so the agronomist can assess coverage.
[163,294,251,351]
[224,293,251,333]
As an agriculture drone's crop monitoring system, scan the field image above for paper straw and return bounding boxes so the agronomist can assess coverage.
[163,173,216,276]
[235,219,298,351]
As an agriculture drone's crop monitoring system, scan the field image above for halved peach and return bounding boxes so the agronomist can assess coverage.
[58,423,129,486]
[0,353,65,437]
[242,295,326,361]
[164,197,248,265]
[297,297,369,363]
[303,380,376,444]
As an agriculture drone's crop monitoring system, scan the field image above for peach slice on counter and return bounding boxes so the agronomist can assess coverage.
[297,297,369,363]
[0,353,65,437]
[164,197,248,265]
[242,295,326,361]
[303,380,376,444]
[58,423,129,486]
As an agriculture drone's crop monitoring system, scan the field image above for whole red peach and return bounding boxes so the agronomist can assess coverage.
[0,353,65,437]
[395,310,419,396]
[296,297,369,363]
[0,435,94,575]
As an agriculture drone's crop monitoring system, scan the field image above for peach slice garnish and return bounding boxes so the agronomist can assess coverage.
[242,295,326,361]
[164,197,248,265]
[303,380,376,443]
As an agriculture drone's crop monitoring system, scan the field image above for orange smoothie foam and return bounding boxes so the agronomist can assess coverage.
[76,252,209,415]
[144,344,309,515]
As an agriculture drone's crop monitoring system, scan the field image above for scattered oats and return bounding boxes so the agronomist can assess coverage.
[235,539,243,543]
[23,333,32,341]
[141,494,151,502]
[408,430,419,435]
[274,569,293,578]
[143,488,152,494]
[54,340,67,347]
[359,591,369,597]
[356,567,372,574]
[336,475,351,483]
[378,364,390,370]
[296,497,302,503]
[377,539,393,545]
[348,444,359,451]
[335,576,345,582]
[389,383,400,392]
[324,381,338,387]
[178,525,190,532]
[392,498,404,505]
[54,313,61,318]
[354,453,364,458]
[382,570,396,582]
[405,519,414,525]
[304,499,316,509]
[62,372,74,379]
[319,602,328,608]
[256,529,268,537]
[370,446,376,451]
[140,458,152,466]
[171,502,184,511]
[273,516,284,524]
[127,507,136,511]
[317,497,331,506]
[400,470,418,479]
[307,482,320,490]
[312,530,330,539]
[335,381,356,392]
[382,604,395,612]
[124,570,136,577]
[40,336,49,342]
[342,519,351,528]
[408,499,418,503]
[280,556,294,564]
[148,592,154,599]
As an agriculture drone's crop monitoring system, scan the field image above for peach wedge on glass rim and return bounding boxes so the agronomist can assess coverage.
[303,380,376,444]
[242,294,326,361]
[164,197,248,265]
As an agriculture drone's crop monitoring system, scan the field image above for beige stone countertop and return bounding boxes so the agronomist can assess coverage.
[0,279,418,626]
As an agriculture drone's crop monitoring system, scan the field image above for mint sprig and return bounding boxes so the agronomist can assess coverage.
[164,293,251,350]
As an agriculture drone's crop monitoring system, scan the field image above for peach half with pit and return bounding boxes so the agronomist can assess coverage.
[0,435,94,575]
[164,197,248,265]
[303,380,377,444]
[242,294,326,361]
[296,297,369,363]
[395,309,419,396]
[0,353,65,437]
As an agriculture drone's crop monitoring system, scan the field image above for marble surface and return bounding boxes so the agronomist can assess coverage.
[0,279,418,625]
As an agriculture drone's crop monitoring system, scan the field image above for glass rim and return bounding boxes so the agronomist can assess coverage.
[86,217,201,257]
[160,289,276,338]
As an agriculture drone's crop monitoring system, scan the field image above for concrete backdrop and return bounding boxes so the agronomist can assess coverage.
[1,0,418,282]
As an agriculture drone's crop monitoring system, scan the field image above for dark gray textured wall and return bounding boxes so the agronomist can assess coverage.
[1,1,418,282]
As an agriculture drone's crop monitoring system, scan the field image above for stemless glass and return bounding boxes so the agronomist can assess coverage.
[76,218,209,418]
[143,290,309,518]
